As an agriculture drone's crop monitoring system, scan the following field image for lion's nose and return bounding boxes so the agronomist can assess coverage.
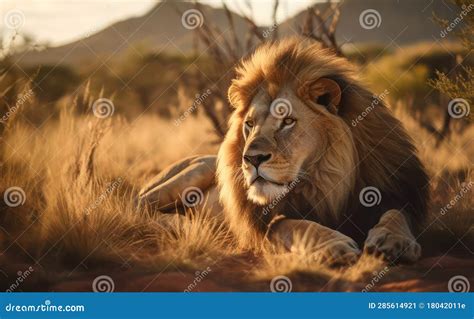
[243,153,272,168]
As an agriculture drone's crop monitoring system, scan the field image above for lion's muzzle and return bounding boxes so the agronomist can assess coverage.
[243,152,272,169]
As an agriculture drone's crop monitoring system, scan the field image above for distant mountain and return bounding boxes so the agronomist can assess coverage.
[15,1,253,66]
[279,0,459,46]
[15,0,459,66]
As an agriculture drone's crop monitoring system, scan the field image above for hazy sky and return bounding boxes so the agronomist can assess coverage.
[0,0,316,46]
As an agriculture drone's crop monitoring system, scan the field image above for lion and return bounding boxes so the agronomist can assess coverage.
[139,38,429,265]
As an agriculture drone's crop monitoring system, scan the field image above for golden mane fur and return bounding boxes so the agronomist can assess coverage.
[217,38,428,249]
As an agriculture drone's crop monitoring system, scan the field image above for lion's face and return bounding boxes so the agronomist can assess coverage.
[240,86,337,205]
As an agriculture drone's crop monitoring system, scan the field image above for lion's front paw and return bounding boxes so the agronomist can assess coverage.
[364,227,421,263]
[313,234,361,267]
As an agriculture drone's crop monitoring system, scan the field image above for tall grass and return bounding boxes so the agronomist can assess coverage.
[0,87,227,274]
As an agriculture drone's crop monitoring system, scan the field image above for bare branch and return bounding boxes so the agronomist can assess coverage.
[222,2,243,56]
[300,2,343,56]
[194,2,236,61]
[328,3,340,35]
[272,0,279,40]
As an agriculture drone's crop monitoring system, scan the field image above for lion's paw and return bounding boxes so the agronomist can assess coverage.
[364,227,421,263]
[313,234,361,267]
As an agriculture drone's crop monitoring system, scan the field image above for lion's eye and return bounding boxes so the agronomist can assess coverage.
[282,117,296,127]
[245,120,254,128]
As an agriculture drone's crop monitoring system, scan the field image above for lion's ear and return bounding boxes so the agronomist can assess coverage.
[228,82,240,109]
[310,78,342,114]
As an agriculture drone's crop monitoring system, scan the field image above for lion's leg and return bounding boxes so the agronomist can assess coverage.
[364,209,421,263]
[138,155,218,212]
[269,218,361,266]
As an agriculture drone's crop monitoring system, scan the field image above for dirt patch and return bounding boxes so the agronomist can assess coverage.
[1,252,472,292]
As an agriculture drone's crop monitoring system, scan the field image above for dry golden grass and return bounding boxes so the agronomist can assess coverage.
[0,84,472,290]
[0,88,225,272]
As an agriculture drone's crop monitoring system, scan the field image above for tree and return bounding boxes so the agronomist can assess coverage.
[427,0,473,144]
[174,0,342,139]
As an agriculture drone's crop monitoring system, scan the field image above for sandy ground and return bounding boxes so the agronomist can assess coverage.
[1,252,472,292]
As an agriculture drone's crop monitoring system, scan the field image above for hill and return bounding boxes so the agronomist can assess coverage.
[14,0,459,66]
